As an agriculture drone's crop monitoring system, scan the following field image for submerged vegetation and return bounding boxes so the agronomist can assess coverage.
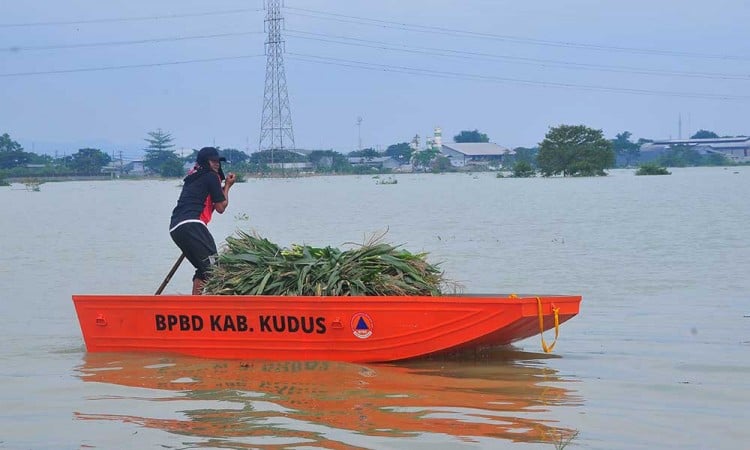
[635,163,671,175]
[204,231,451,296]
[375,175,398,184]
[22,178,43,191]
[510,160,536,178]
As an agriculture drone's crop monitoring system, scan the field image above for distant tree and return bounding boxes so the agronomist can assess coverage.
[348,148,380,159]
[537,125,614,177]
[308,150,350,172]
[454,129,489,143]
[0,133,29,169]
[69,148,111,175]
[384,142,413,163]
[28,153,54,165]
[144,128,175,151]
[220,148,249,164]
[213,148,250,174]
[511,160,536,177]
[249,149,307,164]
[0,133,23,153]
[512,146,539,166]
[143,129,181,176]
[704,152,732,166]
[691,129,719,139]
[658,145,702,167]
[307,150,330,167]
[163,159,187,177]
[430,155,454,173]
[611,131,641,167]
[411,148,440,171]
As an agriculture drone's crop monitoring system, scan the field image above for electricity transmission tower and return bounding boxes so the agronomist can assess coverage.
[259,0,295,154]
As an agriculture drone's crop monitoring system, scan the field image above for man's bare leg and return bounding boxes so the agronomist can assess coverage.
[192,278,204,295]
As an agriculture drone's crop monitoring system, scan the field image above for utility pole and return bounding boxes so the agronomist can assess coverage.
[259,0,295,161]
[357,116,363,151]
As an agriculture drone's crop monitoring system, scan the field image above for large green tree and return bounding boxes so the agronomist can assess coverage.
[612,131,641,167]
[0,133,29,169]
[454,129,489,143]
[384,142,412,163]
[537,125,614,177]
[411,148,440,171]
[143,129,182,176]
[69,148,111,175]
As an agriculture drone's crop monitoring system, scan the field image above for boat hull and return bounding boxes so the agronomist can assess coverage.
[72,294,581,362]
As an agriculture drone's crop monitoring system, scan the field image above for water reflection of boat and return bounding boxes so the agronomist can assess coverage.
[75,352,581,447]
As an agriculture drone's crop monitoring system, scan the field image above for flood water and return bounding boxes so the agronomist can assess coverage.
[1,168,748,449]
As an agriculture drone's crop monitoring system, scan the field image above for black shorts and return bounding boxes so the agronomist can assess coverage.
[170,222,217,281]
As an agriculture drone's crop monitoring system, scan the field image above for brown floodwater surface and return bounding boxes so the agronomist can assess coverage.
[2,168,749,449]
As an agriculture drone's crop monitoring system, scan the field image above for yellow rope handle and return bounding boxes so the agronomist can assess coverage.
[537,296,560,353]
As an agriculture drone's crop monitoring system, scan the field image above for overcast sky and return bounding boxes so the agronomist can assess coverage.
[2,0,748,158]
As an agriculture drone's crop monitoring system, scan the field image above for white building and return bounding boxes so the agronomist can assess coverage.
[440,143,515,168]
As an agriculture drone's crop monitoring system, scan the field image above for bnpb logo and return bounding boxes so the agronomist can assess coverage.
[351,313,373,339]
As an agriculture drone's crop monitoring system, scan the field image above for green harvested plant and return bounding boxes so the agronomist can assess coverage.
[203,230,449,296]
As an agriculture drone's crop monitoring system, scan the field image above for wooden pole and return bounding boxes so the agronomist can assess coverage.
[155,254,186,295]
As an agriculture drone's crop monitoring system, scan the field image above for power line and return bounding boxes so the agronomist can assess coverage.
[2,30,263,53]
[285,6,750,62]
[2,5,744,102]
[286,52,750,101]
[0,54,265,77]
[286,29,750,81]
[7,24,745,81]
[0,8,262,28]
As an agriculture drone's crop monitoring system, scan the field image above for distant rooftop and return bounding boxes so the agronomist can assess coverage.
[651,137,749,145]
[442,142,513,156]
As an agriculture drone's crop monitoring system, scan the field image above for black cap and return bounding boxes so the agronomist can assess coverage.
[196,147,226,165]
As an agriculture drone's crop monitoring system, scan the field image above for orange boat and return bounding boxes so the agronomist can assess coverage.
[72,294,581,362]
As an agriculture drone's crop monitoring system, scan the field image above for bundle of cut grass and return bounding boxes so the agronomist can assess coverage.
[203,230,448,296]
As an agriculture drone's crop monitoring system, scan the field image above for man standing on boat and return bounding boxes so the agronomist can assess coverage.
[169,147,236,295]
